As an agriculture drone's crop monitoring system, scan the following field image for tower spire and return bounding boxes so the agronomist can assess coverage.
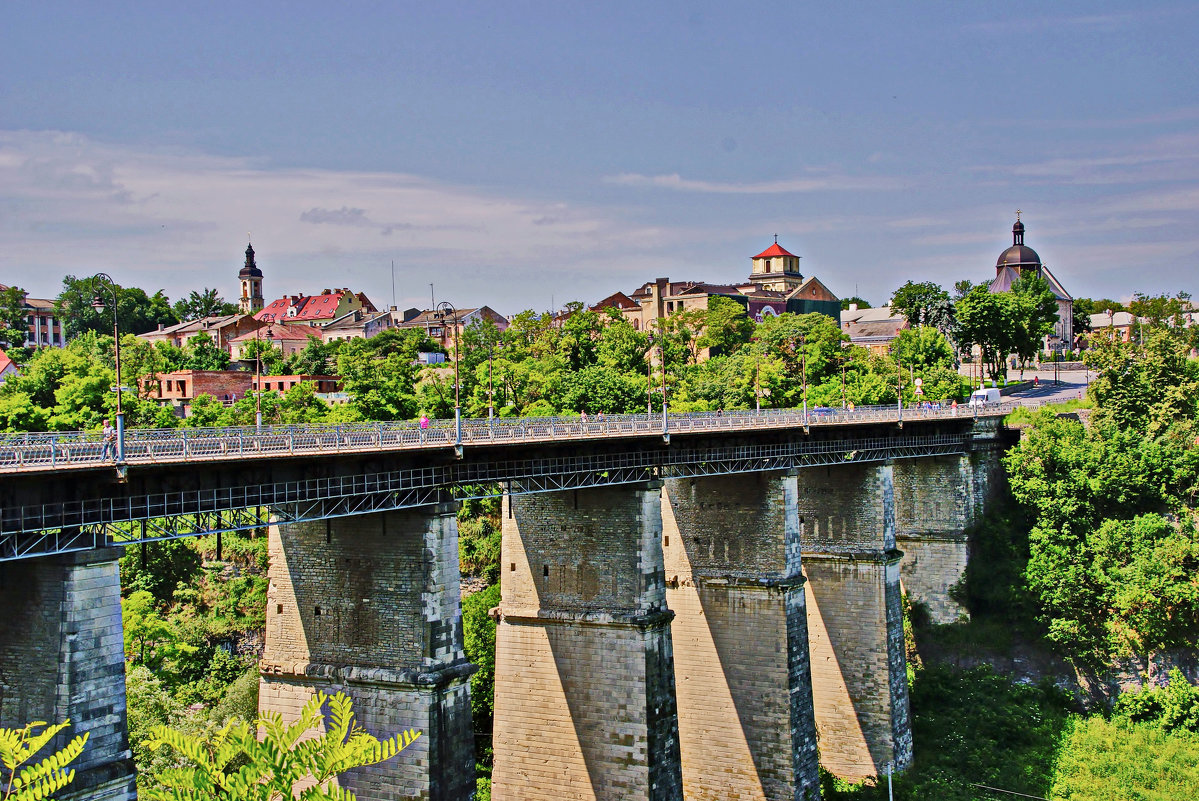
[238,239,265,314]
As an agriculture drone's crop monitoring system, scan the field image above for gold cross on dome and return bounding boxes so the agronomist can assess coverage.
[1015,209,1022,221]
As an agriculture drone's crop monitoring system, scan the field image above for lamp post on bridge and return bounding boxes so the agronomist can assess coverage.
[799,334,808,428]
[253,322,275,431]
[646,333,654,415]
[434,301,462,450]
[89,273,125,465]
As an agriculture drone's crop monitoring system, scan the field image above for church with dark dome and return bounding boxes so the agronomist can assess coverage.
[988,214,1073,351]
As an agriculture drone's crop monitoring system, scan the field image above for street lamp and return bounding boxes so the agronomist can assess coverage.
[646,333,654,415]
[434,301,462,450]
[840,352,849,409]
[755,350,762,411]
[800,334,808,428]
[488,341,496,419]
[253,323,274,431]
[89,273,124,464]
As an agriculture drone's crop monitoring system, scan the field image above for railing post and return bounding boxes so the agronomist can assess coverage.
[50,436,57,467]
[182,429,189,457]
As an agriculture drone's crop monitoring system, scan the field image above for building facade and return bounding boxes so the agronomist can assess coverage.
[596,239,841,338]
[988,215,1073,351]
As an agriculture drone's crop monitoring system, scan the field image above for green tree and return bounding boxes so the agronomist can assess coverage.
[955,284,1018,381]
[890,326,954,372]
[181,333,230,371]
[56,276,177,339]
[696,296,754,357]
[1130,291,1192,328]
[144,690,419,801]
[0,720,88,801]
[463,584,501,752]
[890,280,954,333]
[1010,274,1059,364]
[122,589,198,676]
[172,288,238,322]
[839,296,871,311]
[0,286,29,351]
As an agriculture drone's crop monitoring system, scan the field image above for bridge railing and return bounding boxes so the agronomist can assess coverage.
[0,402,1017,472]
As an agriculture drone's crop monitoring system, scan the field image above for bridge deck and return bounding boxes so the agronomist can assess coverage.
[0,403,1012,474]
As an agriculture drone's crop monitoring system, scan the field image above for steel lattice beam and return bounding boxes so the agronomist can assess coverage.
[1,432,974,561]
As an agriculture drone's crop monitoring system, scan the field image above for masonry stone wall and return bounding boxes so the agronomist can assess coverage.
[892,455,972,624]
[261,507,474,801]
[0,549,136,801]
[492,483,682,801]
[798,463,912,781]
[892,448,1007,624]
[662,473,819,801]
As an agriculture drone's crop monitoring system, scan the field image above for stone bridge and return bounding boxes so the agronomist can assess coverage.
[0,406,1011,800]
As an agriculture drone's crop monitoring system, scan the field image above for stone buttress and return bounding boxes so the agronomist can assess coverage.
[0,548,136,801]
[260,506,475,801]
[491,482,683,801]
[662,471,820,801]
[799,462,912,781]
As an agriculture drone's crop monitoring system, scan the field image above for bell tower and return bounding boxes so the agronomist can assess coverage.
[238,240,264,314]
[749,236,804,293]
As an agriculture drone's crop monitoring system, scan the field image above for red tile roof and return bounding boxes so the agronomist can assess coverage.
[753,242,796,259]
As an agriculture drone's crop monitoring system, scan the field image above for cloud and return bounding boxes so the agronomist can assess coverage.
[0,130,674,310]
[962,12,1140,35]
[299,206,373,226]
[603,171,898,194]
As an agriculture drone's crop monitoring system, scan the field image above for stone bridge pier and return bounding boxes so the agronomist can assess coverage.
[0,548,136,801]
[662,471,820,801]
[892,450,1001,624]
[491,481,683,801]
[260,506,476,801]
[798,462,912,781]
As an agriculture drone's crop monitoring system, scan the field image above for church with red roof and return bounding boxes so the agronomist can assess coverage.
[592,237,841,350]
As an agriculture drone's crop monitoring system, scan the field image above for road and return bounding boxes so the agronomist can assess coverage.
[1002,369,1091,406]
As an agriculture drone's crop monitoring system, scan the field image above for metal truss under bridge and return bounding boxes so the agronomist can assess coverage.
[1,430,974,561]
[0,402,1012,474]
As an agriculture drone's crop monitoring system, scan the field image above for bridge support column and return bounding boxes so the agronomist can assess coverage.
[0,548,136,801]
[662,471,820,801]
[260,506,475,801]
[893,446,1006,624]
[799,462,912,781]
[492,482,683,801]
[892,455,975,624]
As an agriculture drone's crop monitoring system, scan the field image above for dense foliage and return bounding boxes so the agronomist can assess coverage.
[0,720,88,801]
[1005,327,1199,665]
[143,690,419,800]
[0,303,975,434]
[121,531,268,793]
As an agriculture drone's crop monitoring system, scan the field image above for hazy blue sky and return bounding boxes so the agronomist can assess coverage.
[3,1,1197,315]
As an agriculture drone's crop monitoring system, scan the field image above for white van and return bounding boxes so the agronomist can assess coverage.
[968,388,1001,407]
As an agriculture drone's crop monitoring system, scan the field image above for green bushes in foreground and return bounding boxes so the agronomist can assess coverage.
[1051,716,1199,800]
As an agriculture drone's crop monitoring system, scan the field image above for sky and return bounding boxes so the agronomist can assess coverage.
[2,1,1198,317]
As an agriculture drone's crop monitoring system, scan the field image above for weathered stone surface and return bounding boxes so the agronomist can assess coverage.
[798,463,912,781]
[663,472,819,801]
[261,507,475,801]
[0,548,136,801]
[893,449,1006,623]
[492,483,683,801]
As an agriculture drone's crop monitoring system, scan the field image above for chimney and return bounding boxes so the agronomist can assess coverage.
[157,323,164,331]
[848,303,858,312]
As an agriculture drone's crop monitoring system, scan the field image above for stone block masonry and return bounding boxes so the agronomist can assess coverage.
[260,506,475,801]
[0,548,136,801]
[662,472,819,801]
[893,449,1007,624]
[492,482,683,801]
[798,463,912,781]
